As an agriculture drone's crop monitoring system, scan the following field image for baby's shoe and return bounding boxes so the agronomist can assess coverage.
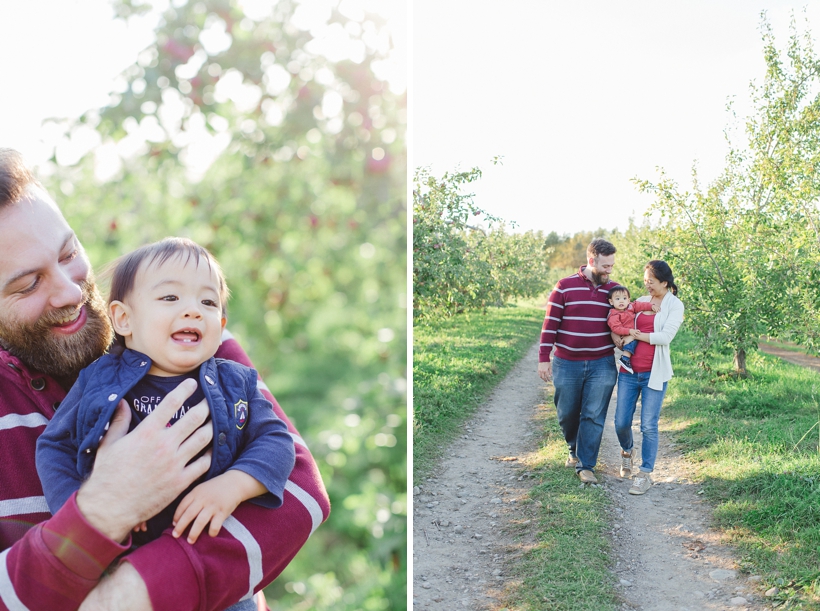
[618,355,634,374]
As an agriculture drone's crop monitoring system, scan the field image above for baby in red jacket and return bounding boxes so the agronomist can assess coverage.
[607,284,659,373]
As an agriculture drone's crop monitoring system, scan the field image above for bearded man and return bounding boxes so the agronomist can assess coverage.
[0,148,329,611]
[537,238,619,484]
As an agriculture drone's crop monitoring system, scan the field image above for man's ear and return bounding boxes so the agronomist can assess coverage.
[221,316,227,330]
[109,301,133,337]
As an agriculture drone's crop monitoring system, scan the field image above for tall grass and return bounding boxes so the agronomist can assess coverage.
[665,331,820,609]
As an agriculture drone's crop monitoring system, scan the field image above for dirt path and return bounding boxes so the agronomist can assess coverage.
[758,341,820,372]
[412,343,774,610]
[412,342,544,609]
[598,374,766,610]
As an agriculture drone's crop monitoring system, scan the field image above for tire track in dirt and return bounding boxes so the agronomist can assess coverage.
[413,342,783,610]
[412,342,544,609]
[598,373,767,610]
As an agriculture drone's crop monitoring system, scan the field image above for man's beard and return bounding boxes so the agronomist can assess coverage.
[0,279,113,379]
[590,269,609,285]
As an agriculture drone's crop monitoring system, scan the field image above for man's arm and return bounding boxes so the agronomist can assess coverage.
[611,331,629,349]
[0,379,213,611]
[539,282,565,365]
[120,333,331,611]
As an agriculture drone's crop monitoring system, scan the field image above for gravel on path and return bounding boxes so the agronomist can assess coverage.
[412,343,775,610]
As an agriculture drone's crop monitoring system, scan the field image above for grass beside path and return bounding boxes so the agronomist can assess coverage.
[413,303,618,610]
[412,305,543,482]
[664,331,820,610]
[502,405,619,611]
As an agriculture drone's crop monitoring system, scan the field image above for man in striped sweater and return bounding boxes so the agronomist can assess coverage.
[0,148,330,611]
[537,238,618,484]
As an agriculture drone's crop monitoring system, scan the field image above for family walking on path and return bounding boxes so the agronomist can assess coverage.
[537,238,684,495]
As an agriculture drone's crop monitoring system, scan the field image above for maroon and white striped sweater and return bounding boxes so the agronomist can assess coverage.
[0,331,330,611]
[539,267,618,363]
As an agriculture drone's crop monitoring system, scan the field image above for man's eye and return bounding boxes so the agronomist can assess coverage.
[61,249,78,263]
[161,295,178,302]
[202,299,218,307]
[18,277,41,295]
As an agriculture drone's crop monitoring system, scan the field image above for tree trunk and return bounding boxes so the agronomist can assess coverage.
[734,349,748,378]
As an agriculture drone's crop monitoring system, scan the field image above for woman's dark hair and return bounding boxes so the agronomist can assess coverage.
[608,284,630,300]
[645,260,678,295]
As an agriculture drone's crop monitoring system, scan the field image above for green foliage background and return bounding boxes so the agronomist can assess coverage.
[412,164,552,317]
[631,14,820,374]
[37,1,406,609]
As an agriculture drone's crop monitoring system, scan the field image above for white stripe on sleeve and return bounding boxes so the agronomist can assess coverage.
[0,496,49,518]
[222,516,263,599]
[0,549,28,611]
[0,413,48,432]
[285,480,323,535]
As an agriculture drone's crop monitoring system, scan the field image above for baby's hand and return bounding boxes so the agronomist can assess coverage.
[133,521,148,533]
[651,304,660,313]
[173,478,240,544]
[629,329,641,338]
[172,470,265,544]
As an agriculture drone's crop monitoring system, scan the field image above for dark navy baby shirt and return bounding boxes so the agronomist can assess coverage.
[124,367,205,426]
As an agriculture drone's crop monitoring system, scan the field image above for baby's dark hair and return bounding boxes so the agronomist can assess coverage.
[107,237,229,346]
[608,285,630,300]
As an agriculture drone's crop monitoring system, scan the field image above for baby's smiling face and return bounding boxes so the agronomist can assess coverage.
[109,254,225,376]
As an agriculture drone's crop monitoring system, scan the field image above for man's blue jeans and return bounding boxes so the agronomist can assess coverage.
[552,355,616,473]
[614,371,668,472]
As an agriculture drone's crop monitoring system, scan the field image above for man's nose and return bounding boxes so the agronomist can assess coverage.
[49,271,84,310]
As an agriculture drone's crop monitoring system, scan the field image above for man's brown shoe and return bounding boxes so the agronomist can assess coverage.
[578,469,598,484]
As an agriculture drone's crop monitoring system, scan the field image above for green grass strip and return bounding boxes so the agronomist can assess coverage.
[413,305,543,482]
[664,330,820,609]
[501,407,618,611]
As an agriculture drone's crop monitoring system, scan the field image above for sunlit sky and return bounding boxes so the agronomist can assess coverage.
[413,1,820,235]
[0,0,406,173]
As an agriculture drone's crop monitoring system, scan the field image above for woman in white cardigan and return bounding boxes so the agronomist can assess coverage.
[613,260,684,496]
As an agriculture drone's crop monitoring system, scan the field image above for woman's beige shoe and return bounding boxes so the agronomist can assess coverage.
[628,472,653,495]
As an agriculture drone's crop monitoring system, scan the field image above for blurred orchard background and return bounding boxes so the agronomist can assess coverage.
[1,0,406,608]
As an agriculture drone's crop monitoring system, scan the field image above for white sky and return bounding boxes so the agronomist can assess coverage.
[0,0,406,171]
[412,1,820,235]
[0,0,156,163]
